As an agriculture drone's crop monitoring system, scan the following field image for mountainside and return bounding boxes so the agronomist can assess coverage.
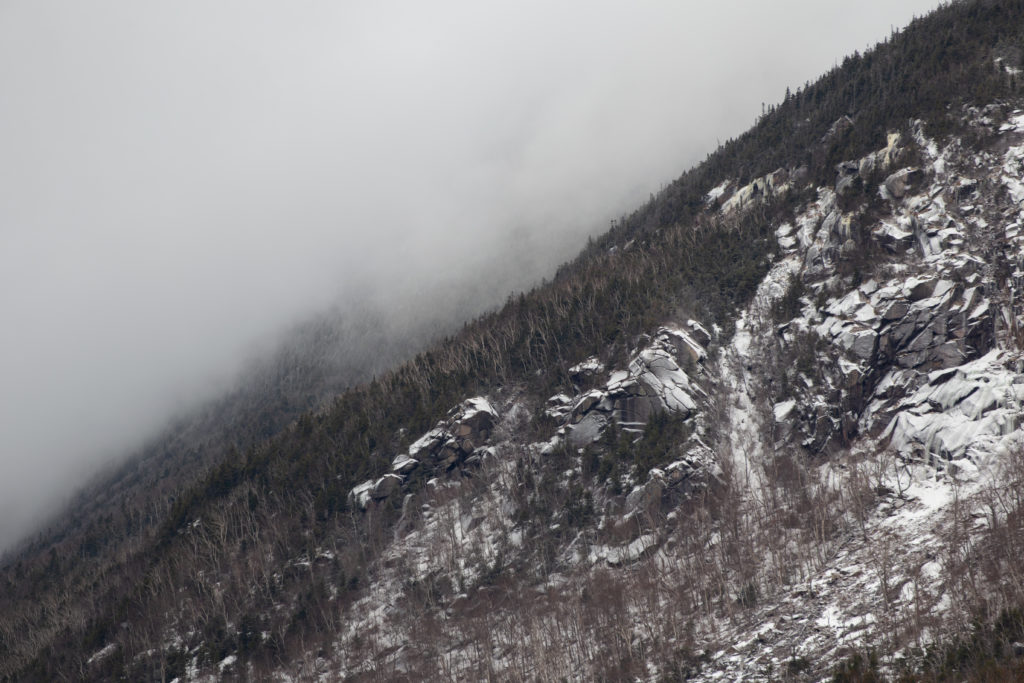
[7,1,1024,680]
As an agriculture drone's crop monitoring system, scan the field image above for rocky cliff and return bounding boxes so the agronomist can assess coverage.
[265,105,1024,681]
[9,3,1024,679]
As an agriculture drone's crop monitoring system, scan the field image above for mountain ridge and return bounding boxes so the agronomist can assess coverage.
[6,1,1024,679]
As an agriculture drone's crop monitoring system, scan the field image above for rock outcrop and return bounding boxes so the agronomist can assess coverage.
[550,324,709,447]
[350,397,499,509]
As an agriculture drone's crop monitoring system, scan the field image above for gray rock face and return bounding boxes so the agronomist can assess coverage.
[806,246,994,454]
[350,473,405,509]
[371,474,403,500]
[835,131,901,195]
[553,324,710,448]
[391,454,419,474]
[625,474,665,514]
[907,277,937,301]
[820,277,992,382]
[882,167,924,199]
[566,412,609,447]
[353,397,502,511]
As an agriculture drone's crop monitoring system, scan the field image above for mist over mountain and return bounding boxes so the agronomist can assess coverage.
[20,2,1024,682]
[0,1,942,554]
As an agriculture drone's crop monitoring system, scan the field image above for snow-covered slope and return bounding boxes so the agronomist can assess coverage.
[217,106,1024,681]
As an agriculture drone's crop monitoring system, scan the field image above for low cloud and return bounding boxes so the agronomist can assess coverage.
[0,0,941,551]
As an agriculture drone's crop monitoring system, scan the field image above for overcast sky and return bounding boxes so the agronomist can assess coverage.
[0,0,943,552]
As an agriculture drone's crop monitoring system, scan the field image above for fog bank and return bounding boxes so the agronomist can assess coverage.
[0,0,942,551]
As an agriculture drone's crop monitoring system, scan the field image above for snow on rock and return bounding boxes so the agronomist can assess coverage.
[625,474,665,513]
[566,411,609,447]
[569,356,605,380]
[705,180,732,205]
[292,109,1024,682]
[872,220,916,252]
[880,167,924,200]
[458,397,498,435]
[774,399,797,423]
[86,643,118,666]
[632,347,698,415]
[391,454,419,474]
[544,393,573,420]
[354,397,501,511]
[687,319,713,346]
[408,427,447,460]
[558,323,711,446]
[591,533,660,567]
[572,389,609,417]
[350,474,405,510]
[883,350,1024,461]
[721,169,791,214]
[349,480,374,509]
[657,325,708,364]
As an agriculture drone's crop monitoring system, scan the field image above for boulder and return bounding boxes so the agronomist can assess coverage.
[408,428,447,460]
[438,445,461,468]
[349,480,375,510]
[626,475,665,514]
[906,277,937,301]
[687,320,713,346]
[569,357,605,381]
[836,325,878,361]
[607,371,642,396]
[657,326,707,365]
[566,412,609,447]
[458,397,497,437]
[890,319,920,348]
[882,167,924,200]
[391,454,420,475]
[371,474,403,501]
[544,394,573,420]
[881,300,909,322]
[932,341,964,368]
[573,390,606,416]
[872,221,916,252]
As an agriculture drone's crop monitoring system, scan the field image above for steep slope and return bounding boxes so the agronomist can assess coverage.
[6,1,1024,680]
[275,108,1024,681]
